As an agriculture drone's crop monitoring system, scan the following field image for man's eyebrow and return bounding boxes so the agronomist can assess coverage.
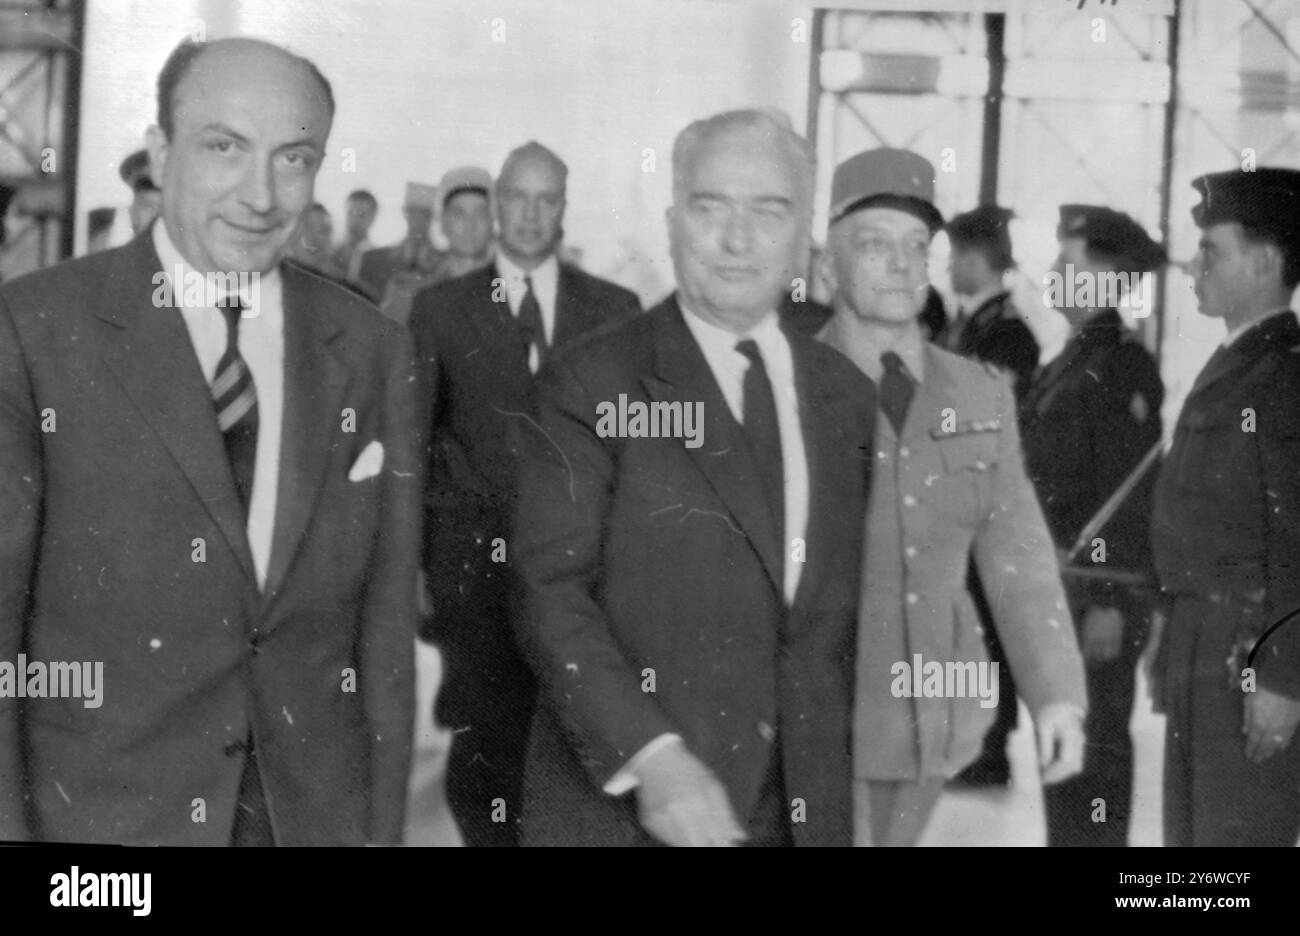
[195,123,323,153]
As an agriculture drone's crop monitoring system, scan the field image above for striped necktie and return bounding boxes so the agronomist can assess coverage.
[212,300,258,515]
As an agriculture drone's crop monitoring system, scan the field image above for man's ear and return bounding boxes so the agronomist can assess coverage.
[144,125,168,187]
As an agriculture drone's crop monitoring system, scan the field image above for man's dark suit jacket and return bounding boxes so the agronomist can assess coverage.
[510,296,876,846]
[0,232,421,845]
[409,262,639,726]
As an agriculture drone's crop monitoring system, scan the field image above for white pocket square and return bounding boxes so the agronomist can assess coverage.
[348,440,384,482]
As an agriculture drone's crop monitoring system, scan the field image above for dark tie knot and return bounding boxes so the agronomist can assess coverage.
[735,338,764,367]
[881,350,907,377]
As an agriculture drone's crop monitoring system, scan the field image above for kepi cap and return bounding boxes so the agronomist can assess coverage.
[403,182,439,212]
[439,166,492,207]
[829,148,943,230]
[1190,168,1300,247]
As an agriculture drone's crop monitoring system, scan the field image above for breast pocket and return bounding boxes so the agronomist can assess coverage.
[1172,411,1241,492]
[931,429,999,529]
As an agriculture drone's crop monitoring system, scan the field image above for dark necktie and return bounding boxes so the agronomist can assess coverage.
[735,339,784,545]
[213,300,258,516]
[517,276,547,363]
[880,350,914,435]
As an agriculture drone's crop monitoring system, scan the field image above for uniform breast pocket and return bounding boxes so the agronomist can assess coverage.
[1173,414,1240,492]
[931,429,999,528]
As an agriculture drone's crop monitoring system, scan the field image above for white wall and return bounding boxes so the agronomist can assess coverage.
[78,0,816,304]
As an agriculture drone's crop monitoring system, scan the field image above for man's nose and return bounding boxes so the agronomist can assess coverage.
[721,211,755,254]
[238,158,276,214]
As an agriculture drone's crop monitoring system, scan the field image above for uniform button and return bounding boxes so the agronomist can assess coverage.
[899,446,910,458]
[905,546,918,558]
[906,592,919,605]
[903,495,918,507]
[757,721,776,743]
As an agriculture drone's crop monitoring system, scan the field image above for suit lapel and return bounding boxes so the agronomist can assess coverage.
[1188,312,1299,400]
[788,336,870,618]
[471,263,532,379]
[644,299,784,597]
[260,264,351,613]
[552,265,602,350]
[97,235,258,586]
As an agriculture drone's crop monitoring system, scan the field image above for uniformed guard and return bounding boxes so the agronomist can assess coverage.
[939,203,1041,788]
[1152,167,1300,846]
[816,148,1087,846]
[939,204,1040,396]
[1021,204,1165,846]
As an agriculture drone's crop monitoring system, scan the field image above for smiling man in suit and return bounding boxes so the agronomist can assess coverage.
[409,141,639,846]
[0,36,420,845]
[510,109,876,846]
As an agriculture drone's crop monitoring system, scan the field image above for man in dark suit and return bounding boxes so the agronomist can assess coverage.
[0,37,419,846]
[358,182,444,323]
[1152,168,1300,846]
[1022,205,1166,846]
[410,141,639,846]
[510,109,875,846]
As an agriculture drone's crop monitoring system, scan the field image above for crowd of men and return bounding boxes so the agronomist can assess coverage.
[0,35,1297,848]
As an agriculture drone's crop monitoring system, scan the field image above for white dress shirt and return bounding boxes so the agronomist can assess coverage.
[495,251,559,374]
[154,221,284,590]
[679,303,809,604]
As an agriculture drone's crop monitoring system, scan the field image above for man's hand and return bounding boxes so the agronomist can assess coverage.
[1036,702,1085,785]
[1080,605,1124,664]
[1243,687,1300,764]
[633,739,746,847]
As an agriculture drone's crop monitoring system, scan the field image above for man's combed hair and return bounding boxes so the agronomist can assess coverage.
[497,141,569,191]
[1240,224,1300,290]
[347,189,378,208]
[156,36,336,140]
[671,109,815,214]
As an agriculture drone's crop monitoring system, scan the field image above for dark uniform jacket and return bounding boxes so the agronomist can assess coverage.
[1020,308,1163,641]
[937,290,1040,399]
[1152,310,1300,699]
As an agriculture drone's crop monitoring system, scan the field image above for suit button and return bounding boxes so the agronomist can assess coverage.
[906,592,919,605]
[903,495,918,507]
[757,721,776,743]
[899,446,910,458]
[905,546,918,558]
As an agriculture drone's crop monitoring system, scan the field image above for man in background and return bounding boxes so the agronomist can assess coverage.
[1153,168,1300,846]
[120,148,162,237]
[360,181,443,321]
[332,188,377,283]
[816,148,1085,845]
[430,166,494,285]
[410,140,639,846]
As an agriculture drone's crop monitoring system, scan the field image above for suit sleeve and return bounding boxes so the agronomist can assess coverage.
[510,356,678,787]
[358,322,421,844]
[1254,360,1300,698]
[0,297,39,840]
[972,376,1087,716]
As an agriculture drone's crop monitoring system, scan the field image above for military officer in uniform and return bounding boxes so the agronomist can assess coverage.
[816,148,1087,846]
[939,205,1039,396]
[1152,168,1300,847]
[1020,204,1166,846]
[358,181,445,322]
[938,204,1041,788]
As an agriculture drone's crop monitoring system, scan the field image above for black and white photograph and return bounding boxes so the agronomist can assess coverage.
[0,0,1298,879]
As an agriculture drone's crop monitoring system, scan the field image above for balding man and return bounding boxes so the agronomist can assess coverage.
[509,111,875,846]
[410,142,639,846]
[0,37,420,845]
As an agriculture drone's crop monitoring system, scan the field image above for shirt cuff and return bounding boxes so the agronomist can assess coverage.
[602,733,683,795]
